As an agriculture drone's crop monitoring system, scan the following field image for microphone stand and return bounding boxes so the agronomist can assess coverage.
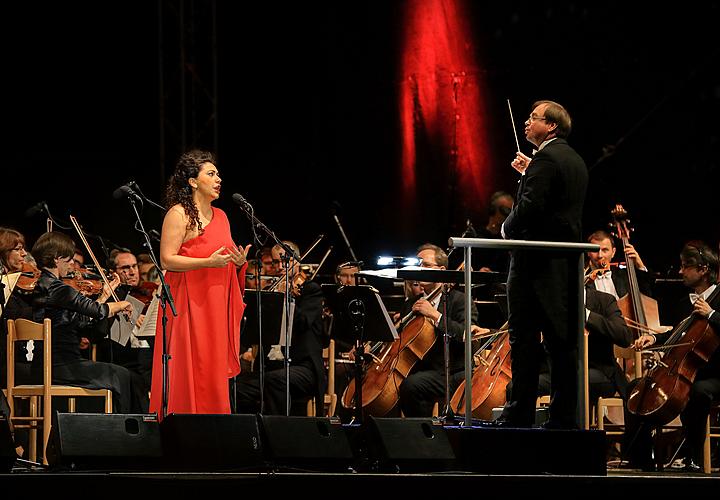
[235,200,300,416]
[130,181,167,212]
[125,194,177,419]
[331,209,358,262]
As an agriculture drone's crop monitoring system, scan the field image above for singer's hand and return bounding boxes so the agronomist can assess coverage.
[207,247,237,268]
[228,244,252,268]
[511,152,532,174]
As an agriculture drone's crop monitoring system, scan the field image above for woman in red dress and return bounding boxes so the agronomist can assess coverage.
[150,150,251,418]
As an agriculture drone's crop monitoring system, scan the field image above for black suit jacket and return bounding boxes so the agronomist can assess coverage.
[401,288,478,373]
[585,288,633,396]
[503,138,588,244]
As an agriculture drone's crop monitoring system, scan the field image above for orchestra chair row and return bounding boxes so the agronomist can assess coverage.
[6,318,112,465]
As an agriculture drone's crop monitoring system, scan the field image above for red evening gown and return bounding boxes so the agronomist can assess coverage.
[149,207,245,418]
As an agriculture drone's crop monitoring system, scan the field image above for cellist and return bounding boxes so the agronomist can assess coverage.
[624,241,719,472]
[397,243,477,417]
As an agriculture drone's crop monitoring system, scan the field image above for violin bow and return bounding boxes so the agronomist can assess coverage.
[69,215,124,310]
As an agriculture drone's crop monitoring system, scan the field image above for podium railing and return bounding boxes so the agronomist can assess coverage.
[448,237,600,428]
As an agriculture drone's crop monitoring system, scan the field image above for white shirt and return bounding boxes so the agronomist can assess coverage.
[593,270,619,300]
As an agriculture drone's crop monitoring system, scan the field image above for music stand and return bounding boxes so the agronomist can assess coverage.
[239,290,286,414]
[242,290,286,348]
[323,284,398,425]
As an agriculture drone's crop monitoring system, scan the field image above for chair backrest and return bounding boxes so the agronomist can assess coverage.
[7,318,53,394]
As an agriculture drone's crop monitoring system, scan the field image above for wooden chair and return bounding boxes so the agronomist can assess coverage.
[6,318,112,465]
[702,402,720,473]
[307,340,337,417]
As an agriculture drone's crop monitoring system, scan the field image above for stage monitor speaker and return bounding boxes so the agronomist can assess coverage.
[0,416,16,473]
[47,413,162,470]
[365,417,456,472]
[160,413,264,471]
[259,415,354,471]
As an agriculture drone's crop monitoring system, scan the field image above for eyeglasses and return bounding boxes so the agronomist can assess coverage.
[528,114,547,122]
[117,263,139,271]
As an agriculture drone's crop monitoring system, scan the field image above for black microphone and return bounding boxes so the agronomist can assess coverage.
[113,184,141,201]
[149,229,161,242]
[24,201,47,218]
[232,193,252,209]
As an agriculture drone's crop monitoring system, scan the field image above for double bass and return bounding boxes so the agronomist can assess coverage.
[628,285,720,425]
[611,205,662,379]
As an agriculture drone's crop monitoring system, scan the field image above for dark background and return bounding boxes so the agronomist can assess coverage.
[3,2,718,275]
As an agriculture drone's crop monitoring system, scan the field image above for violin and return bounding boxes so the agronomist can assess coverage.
[128,281,158,311]
[15,262,41,293]
[63,267,104,296]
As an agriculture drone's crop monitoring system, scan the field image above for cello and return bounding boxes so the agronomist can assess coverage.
[449,322,510,420]
[628,284,720,425]
[611,205,662,379]
[341,280,448,416]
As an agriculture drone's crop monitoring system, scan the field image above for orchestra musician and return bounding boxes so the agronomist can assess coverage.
[30,231,148,413]
[95,248,154,391]
[235,240,326,415]
[625,241,719,472]
[586,229,654,299]
[397,243,478,417]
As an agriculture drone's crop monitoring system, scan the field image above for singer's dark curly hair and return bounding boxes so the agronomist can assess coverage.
[165,149,216,234]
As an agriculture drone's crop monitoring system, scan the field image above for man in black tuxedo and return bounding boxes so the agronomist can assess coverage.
[497,100,588,429]
[627,241,719,471]
[586,230,654,299]
[398,244,478,417]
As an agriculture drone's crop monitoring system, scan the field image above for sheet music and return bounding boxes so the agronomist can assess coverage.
[278,300,295,347]
[1,272,20,308]
[135,294,159,337]
[268,300,295,360]
[109,294,144,346]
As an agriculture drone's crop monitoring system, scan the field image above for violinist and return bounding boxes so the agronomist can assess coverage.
[397,243,477,417]
[0,227,34,418]
[625,241,719,472]
[72,247,85,271]
[137,252,159,284]
[235,240,325,415]
[30,231,148,413]
[1,230,53,384]
[586,230,654,300]
[95,248,154,391]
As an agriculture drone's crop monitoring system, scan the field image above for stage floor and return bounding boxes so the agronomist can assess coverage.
[2,467,719,496]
